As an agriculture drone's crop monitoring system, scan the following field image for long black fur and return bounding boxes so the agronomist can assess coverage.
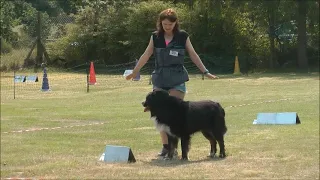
[142,89,227,160]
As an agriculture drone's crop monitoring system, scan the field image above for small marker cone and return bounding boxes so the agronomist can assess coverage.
[41,67,50,91]
[233,56,241,75]
[89,62,96,85]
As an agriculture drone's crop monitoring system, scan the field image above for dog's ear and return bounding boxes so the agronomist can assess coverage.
[152,89,169,98]
[144,89,169,108]
[144,91,157,107]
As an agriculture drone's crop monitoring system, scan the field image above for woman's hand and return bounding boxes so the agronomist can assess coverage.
[125,71,138,80]
[205,73,219,79]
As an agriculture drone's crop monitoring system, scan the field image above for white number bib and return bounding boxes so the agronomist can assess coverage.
[169,50,178,57]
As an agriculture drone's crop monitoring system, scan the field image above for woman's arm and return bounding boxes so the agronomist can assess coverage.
[126,36,154,80]
[185,37,218,79]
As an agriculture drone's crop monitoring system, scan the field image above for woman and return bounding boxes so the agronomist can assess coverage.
[126,8,218,157]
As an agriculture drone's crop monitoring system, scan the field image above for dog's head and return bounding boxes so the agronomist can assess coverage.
[142,89,170,113]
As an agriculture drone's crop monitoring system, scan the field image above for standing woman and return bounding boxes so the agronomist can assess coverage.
[126,8,218,157]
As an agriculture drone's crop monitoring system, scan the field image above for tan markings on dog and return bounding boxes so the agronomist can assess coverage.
[144,107,149,112]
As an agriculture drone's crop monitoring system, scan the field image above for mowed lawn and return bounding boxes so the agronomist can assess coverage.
[1,72,319,179]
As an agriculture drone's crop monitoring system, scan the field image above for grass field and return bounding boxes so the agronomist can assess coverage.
[1,72,319,179]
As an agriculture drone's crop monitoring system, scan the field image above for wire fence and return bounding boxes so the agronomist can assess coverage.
[1,53,238,100]
[1,59,216,100]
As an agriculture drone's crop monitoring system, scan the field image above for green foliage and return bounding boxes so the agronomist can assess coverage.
[125,1,176,58]
[47,23,86,66]
[97,7,130,64]
[0,0,17,42]
[24,0,64,16]
[0,38,13,54]
[1,0,319,71]
[21,4,51,39]
[230,4,270,68]
[0,48,31,71]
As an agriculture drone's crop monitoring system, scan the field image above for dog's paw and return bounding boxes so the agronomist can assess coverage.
[181,156,189,161]
[164,154,173,161]
[219,153,226,158]
[207,153,216,158]
[164,157,173,161]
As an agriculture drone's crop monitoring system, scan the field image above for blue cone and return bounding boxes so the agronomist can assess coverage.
[41,67,50,91]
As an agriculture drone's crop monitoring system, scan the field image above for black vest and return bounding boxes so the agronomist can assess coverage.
[151,30,189,88]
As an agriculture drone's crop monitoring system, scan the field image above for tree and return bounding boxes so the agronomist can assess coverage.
[266,0,280,68]
[297,0,308,68]
[0,0,16,42]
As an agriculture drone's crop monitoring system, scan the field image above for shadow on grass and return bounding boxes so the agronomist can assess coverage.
[141,156,226,167]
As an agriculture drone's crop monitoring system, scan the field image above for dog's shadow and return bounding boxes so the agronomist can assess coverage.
[142,156,226,167]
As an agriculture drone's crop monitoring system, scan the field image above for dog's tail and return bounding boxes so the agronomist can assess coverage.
[218,103,227,135]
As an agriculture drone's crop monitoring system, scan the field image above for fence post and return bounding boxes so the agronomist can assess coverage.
[13,70,16,99]
[86,62,89,93]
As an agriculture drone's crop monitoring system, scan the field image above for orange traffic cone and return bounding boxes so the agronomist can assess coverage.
[233,56,241,75]
[89,62,96,85]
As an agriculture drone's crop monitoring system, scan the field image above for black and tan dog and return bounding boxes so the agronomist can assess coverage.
[142,89,227,160]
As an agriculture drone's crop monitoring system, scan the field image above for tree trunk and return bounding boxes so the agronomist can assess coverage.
[188,0,193,9]
[35,11,43,72]
[267,1,277,69]
[297,0,308,68]
[268,35,275,68]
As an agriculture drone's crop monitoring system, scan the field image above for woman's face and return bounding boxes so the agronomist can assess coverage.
[161,18,176,33]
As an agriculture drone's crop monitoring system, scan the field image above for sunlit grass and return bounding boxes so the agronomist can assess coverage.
[1,72,319,179]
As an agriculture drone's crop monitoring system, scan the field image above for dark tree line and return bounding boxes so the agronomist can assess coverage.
[1,0,319,71]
